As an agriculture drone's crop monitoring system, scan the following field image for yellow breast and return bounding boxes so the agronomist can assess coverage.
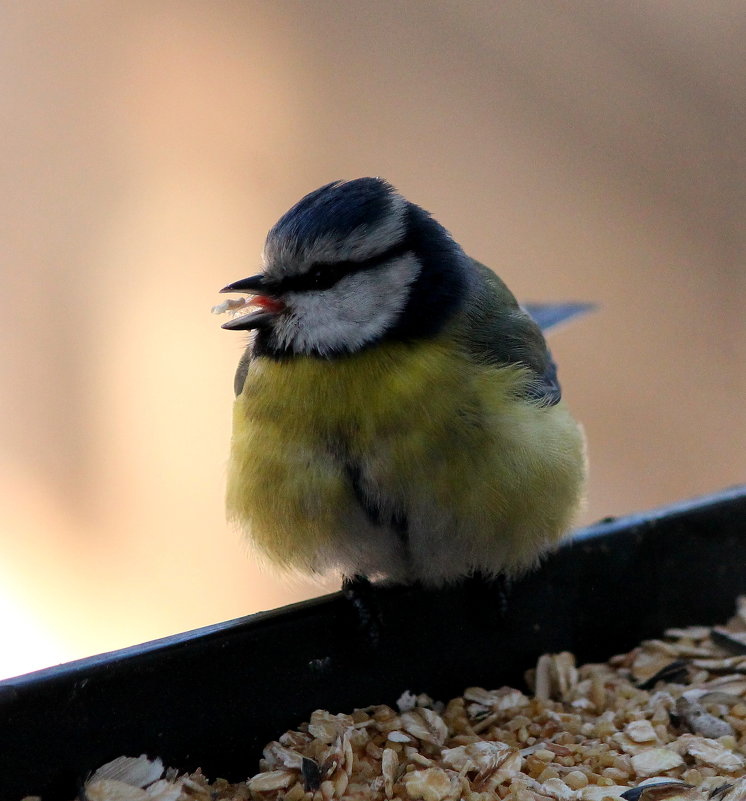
[226,335,586,582]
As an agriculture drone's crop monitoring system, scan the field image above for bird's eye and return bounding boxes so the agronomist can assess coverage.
[304,264,346,291]
[286,263,350,293]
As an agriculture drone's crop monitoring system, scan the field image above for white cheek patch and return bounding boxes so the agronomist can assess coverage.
[264,194,408,277]
[272,254,421,354]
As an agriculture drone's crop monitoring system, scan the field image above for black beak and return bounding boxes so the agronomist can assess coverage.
[218,273,282,331]
[219,274,268,295]
[221,310,276,331]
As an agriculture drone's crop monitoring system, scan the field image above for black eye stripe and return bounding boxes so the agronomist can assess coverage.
[274,237,414,294]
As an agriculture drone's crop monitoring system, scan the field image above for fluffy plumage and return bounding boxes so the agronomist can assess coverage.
[220,178,587,585]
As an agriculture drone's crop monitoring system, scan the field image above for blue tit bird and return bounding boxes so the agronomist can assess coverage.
[217,178,587,588]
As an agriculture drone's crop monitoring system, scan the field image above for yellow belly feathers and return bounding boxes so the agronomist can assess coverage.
[227,333,586,583]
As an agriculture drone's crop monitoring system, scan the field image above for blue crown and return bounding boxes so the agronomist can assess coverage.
[265,178,397,258]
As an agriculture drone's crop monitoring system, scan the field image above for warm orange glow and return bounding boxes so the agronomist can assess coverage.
[1,2,744,680]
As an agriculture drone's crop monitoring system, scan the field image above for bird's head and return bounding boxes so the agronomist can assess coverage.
[219,178,469,357]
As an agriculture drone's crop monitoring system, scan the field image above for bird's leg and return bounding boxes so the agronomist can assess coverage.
[341,574,382,648]
[491,572,512,618]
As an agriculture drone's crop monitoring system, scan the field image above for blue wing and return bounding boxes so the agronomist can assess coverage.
[523,302,596,332]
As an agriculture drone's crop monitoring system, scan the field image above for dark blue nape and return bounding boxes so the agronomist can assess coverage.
[386,203,468,341]
[266,178,397,262]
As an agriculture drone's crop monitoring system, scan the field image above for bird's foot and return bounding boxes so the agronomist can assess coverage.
[342,574,382,649]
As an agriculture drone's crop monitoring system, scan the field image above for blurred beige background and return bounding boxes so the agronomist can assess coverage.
[1,1,744,679]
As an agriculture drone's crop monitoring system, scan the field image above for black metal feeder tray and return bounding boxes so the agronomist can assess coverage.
[1,486,745,800]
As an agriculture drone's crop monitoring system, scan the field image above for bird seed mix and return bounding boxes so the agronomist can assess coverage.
[32,597,746,801]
